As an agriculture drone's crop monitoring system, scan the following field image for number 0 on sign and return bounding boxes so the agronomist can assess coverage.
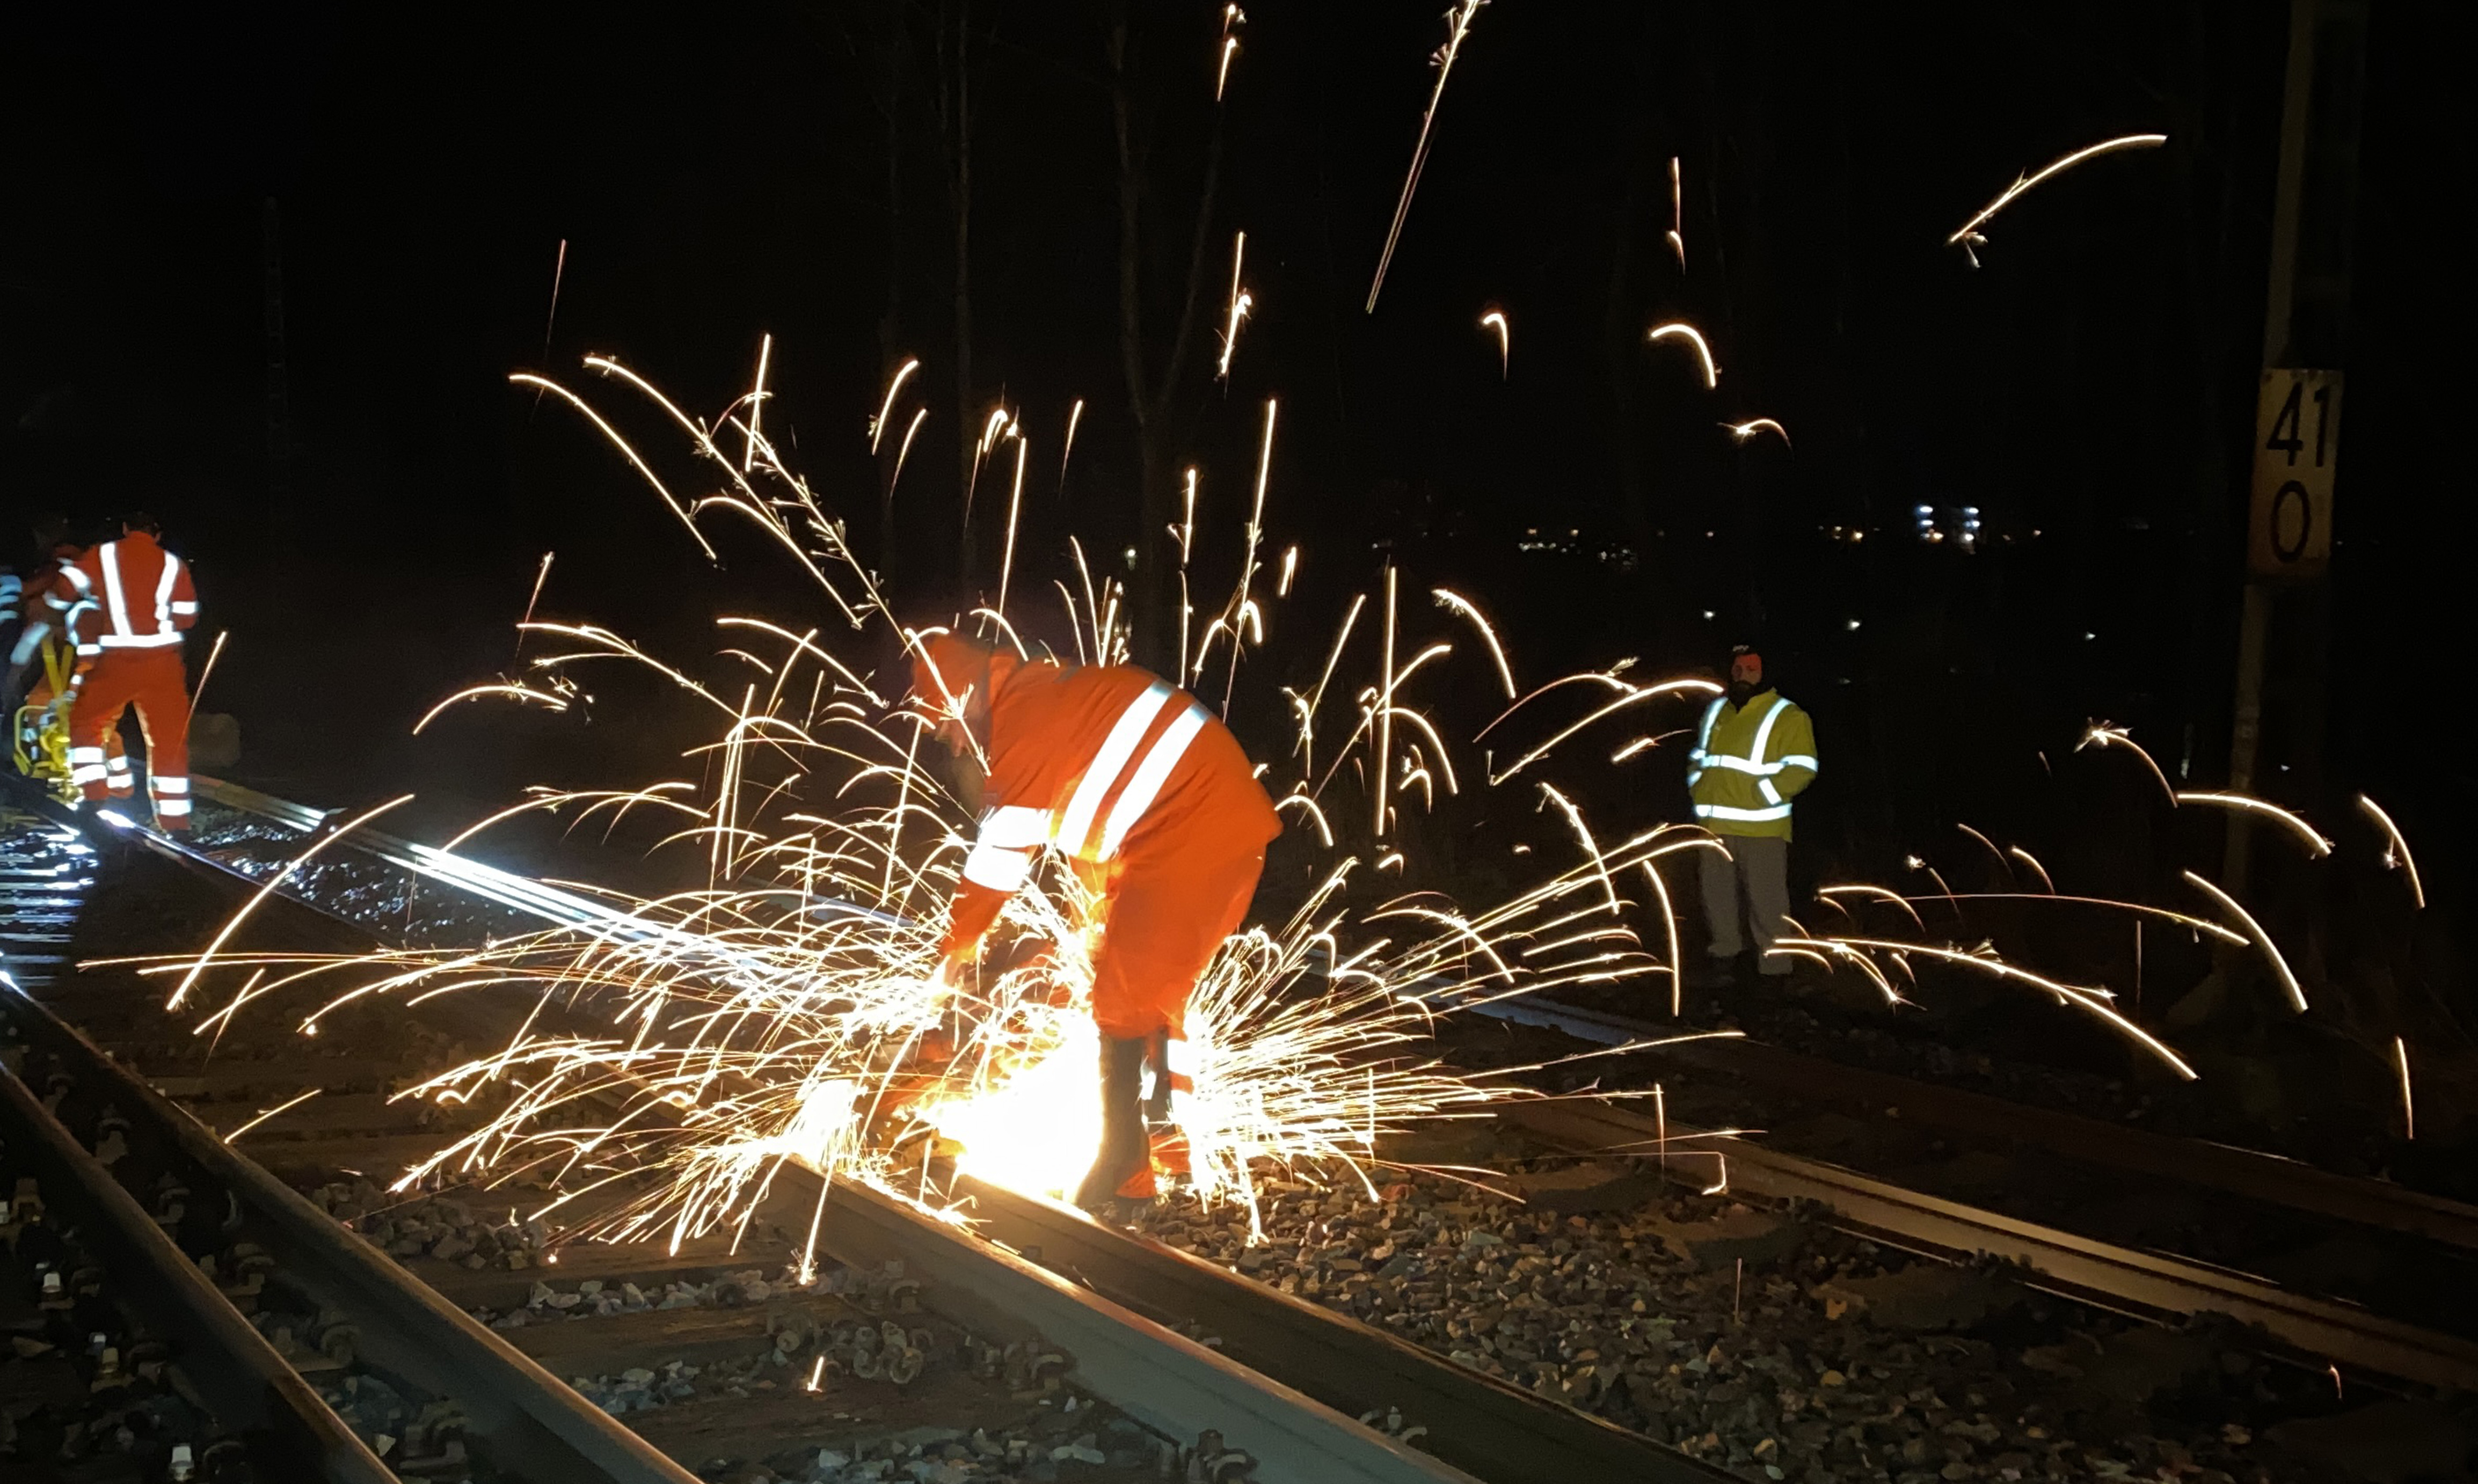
[2247,368,2341,579]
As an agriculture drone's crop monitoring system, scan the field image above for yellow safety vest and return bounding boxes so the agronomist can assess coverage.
[1687,690,1818,839]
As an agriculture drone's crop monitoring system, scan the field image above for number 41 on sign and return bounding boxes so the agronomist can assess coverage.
[2248,368,2341,579]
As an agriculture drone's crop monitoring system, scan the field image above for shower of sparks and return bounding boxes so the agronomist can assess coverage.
[2396,1036,2416,1140]
[2174,792,2331,857]
[137,354,1732,1251]
[1667,157,1685,272]
[871,358,920,455]
[1366,0,1488,314]
[1646,323,1719,389]
[1948,133,2168,267]
[1722,418,1787,445]
[2078,722,2177,808]
[1218,232,1251,382]
[1479,310,1508,378]
[2182,869,2307,1014]
[140,349,2257,1256]
[2356,794,2425,909]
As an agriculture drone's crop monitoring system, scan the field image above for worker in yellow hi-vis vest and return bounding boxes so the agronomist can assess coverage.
[1687,646,1818,985]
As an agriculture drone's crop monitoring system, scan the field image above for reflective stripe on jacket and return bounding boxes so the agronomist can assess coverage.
[52,532,197,661]
[939,656,1281,960]
[1686,690,1817,839]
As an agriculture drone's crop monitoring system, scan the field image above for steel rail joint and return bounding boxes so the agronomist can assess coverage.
[0,1048,398,1483]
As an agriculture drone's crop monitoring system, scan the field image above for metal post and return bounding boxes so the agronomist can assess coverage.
[2222,0,2365,890]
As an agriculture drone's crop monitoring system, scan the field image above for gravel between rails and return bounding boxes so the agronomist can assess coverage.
[1123,1141,2472,1484]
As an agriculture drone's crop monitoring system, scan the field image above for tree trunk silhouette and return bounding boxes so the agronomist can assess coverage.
[1108,3,1222,671]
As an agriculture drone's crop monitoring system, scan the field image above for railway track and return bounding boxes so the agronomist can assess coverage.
[11,778,2475,1480]
[3,787,1731,1483]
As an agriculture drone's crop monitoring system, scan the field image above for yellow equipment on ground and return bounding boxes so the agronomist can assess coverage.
[11,639,82,804]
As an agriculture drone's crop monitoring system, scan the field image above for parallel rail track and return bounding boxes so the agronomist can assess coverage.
[4,782,1735,1483]
[18,770,2478,1484]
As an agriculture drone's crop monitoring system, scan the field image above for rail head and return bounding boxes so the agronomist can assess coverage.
[0,1038,397,1484]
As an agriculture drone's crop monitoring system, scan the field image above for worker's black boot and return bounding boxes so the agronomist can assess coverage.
[1073,1035,1154,1211]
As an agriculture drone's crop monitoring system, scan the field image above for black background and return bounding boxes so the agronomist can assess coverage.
[2,1,2469,914]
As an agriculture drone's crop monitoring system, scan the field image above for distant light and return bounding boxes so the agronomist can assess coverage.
[1122,546,1138,565]
[1701,610,1715,620]
[1960,506,1980,517]
[2083,632,2095,641]
[1844,618,1861,631]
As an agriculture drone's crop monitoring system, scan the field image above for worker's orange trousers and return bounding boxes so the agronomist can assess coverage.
[1078,845,1266,1041]
[69,649,191,830]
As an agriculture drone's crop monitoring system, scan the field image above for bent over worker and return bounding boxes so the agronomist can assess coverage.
[49,513,198,831]
[1686,646,1817,984]
[910,630,1280,1209]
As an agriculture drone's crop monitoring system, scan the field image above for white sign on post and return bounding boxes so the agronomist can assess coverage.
[2247,368,2342,579]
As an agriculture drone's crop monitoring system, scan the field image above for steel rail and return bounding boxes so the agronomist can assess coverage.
[183,776,2478,1395]
[1504,1098,2478,1394]
[5,977,706,1484]
[796,1171,1486,1484]
[1437,985,2478,1254]
[199,773,2478,1267]
[0,1041,398,1483]
[942,1172,1743,1484]
[184,778,1736,1480]
[27,784,1486,1484]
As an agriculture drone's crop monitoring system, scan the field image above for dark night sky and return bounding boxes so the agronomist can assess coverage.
[3,2,2470,894]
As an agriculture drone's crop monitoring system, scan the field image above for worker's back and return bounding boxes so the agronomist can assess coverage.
[985,660,1280,867]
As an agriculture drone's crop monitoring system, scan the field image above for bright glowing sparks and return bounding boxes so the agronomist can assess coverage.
[1479,310,1508,378]
[1646,323,1719,389]
[2173,792,2331,857]
[1722,418,1788,447]
[147,356,1704,1248]
[2078,722,2177,808]
[1218,232,1251,382]
[2357,794,2425,909]
[2396,1036,2416,1140]
[1060,399,1085,489]
[1948,133,2168,267]
[2182,870,2307,1014]
[1216,6,1245,100]
[1366,0,1488,313]
[1667,156,1685,272]
[871,358,920,455]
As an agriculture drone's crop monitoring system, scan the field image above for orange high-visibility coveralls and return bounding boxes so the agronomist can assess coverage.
[919,634,1281,1040]
[52,531,197,829]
